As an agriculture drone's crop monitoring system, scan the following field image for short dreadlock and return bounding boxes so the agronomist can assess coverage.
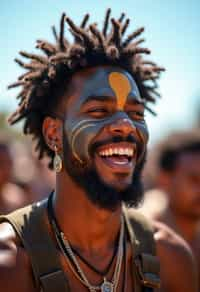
[8,9,165,168]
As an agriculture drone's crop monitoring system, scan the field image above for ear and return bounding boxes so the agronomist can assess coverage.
[42,117,63,152]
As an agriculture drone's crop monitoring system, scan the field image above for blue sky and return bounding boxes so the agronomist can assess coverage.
[1,0,199,143]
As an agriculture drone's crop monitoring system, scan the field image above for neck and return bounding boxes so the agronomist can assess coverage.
[53,171,122,254]
[166,205,200,243]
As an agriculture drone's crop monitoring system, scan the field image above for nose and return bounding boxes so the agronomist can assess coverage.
[109,117,136,137]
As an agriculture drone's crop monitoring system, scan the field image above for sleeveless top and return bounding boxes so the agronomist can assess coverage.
[0,199,160,292]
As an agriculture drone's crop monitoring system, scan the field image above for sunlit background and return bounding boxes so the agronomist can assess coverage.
[1,0,200,144]
[0,3,200,283]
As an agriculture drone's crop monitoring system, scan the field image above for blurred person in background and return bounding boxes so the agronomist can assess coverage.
[0,139,55,214]
[140,128,200,289]
[0,143,12,192]
[12,140,55,202]
[0,141,27,214]
[30,150,55,198]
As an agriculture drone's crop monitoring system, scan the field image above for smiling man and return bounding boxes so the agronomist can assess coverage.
[0,9,197,292]
[59,66,147,212]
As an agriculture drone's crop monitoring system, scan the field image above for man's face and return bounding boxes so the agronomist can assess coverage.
[168,152,200,220]
[62,66,148,209]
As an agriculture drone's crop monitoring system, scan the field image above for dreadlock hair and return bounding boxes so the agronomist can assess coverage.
[8,9,165,168]
[158,129,200,172]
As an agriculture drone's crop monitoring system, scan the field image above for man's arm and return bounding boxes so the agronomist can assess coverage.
[154,221,198,292]
[0,222,37,292]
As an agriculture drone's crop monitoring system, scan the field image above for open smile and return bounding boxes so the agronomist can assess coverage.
[95,142,137,173]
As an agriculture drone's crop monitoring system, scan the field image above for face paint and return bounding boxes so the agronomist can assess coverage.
[108,72,131,110]
[64,66,149,165]
[62,128,146,210]
[69,112,148,164]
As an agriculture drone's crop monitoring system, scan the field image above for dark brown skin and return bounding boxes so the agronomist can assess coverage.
[0,146,26,215]
[0,66,198,291]
[155,208,200,292]
[0,183,26,215]
[146,152,200,290]
[0,145,32,215]
[154,221,198,292]
[0,220,197,291]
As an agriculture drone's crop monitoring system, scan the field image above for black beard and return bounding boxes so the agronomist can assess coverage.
[63,133,145,211]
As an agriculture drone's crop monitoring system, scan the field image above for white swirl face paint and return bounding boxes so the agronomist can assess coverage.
[63,66,148,164]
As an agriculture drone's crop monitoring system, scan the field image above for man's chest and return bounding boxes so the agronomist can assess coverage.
[58,242,135,292]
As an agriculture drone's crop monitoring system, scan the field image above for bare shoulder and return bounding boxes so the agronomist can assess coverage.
[153,221,198,292]
[0,222,37,292]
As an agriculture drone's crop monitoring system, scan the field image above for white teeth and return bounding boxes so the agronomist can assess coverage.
[109,148,113,156]
[129,149,133,156]
[99,147,135,157]
[125,148,129,155]
[119,148,124,155]
[113,148,118,155]
[105,150,109,156]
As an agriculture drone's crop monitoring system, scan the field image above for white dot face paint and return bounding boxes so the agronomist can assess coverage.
[63,66,149,164]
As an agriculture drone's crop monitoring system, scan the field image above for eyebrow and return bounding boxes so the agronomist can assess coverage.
[126,98,145,106]
[82,95,116,105]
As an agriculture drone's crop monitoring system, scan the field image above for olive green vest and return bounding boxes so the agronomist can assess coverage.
[0,199,160,292]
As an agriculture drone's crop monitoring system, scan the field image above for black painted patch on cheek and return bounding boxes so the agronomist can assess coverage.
[67,118,108,163]
[63,67,148,164]
[71,120,100,163]
[134,120,149,163]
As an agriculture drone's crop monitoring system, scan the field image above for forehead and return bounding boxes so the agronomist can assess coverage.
[67,66,141,105]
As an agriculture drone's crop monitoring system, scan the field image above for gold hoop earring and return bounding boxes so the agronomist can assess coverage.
[53,145,62,173]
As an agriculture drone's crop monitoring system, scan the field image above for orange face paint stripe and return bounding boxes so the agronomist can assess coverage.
[108,72,131,110]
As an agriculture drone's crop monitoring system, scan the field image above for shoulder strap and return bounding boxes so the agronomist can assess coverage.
[123,206,160,292]
[0,202,160,292]
[0,199,70,292]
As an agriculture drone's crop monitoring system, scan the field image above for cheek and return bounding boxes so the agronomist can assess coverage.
[68,121,105,162]
[134,121,149,144]
[64,115,149,163]
[133,121,149,162]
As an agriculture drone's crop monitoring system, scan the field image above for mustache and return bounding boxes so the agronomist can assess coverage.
[90,135,138,155]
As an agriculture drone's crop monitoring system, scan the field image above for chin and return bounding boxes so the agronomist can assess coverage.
[100,171,131,187]
[62,136,146,210]
[107,181,132,192]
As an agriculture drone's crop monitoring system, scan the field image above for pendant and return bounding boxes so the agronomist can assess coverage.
[101,278,114,292]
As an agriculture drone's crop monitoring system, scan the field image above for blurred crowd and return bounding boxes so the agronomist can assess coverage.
[0,136,55,214]
[139,127,200,289]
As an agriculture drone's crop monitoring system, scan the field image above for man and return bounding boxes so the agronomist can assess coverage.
[0,142,28,214]
[141,129,200,289]
[0,10,197,292]
[0,141,51,214]
[0,143,13,198]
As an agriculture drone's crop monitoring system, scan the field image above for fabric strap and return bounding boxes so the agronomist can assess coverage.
[0,200,69,292]
[123,206,160,292]
[0,199,160,292]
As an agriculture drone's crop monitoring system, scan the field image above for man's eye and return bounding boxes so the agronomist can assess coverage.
[87,108,110,117]
[128,111,145,120]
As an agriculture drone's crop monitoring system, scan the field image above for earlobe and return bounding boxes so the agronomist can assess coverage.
[42,117,63,151]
